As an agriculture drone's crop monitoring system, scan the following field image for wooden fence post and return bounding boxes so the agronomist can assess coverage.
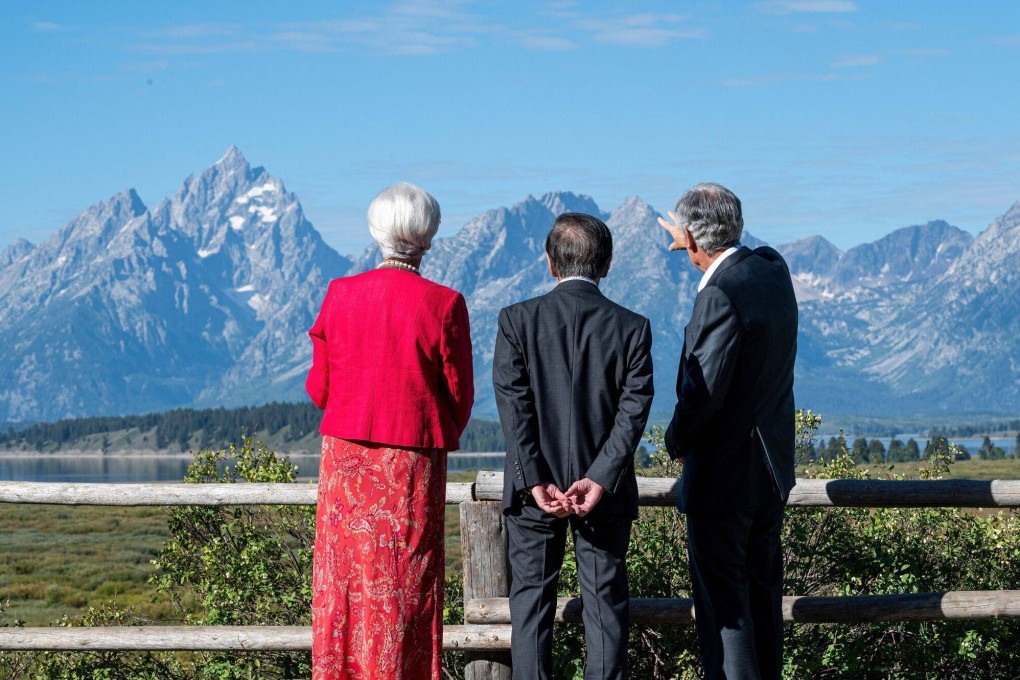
[460,500,512,679]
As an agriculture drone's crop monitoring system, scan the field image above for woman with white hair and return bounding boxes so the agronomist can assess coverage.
[306,183,474,679]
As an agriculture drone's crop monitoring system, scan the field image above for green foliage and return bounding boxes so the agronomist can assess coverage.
[786,431,1020,678]
[979,436,1008,461]
[0,503,174,628]
[23,414,1020,679]
[0,402,322,452]
[28,437,476,680]
[851,437,870,463]
[27,604,190,680]
[549,411,1020,679]
[152,437,316,677]
[31,437,316,679]
[0,600,31,680]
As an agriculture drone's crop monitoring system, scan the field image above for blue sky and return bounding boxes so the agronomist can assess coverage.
[1,0,1018,255]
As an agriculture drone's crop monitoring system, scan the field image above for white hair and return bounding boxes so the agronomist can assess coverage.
[367,183,441,260]
[674,182,743,254]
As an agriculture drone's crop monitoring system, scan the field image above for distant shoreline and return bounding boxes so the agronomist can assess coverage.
[0,449,505,459]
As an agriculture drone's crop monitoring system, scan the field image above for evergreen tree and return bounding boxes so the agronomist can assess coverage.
[906,438,921,459]
[851,437,870,463]
[868,438,886,462]
[887,438,905,461]
[980,436,994,460]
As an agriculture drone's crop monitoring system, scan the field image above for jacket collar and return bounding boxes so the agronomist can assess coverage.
[552,278,604,295]
[706,245,753,283]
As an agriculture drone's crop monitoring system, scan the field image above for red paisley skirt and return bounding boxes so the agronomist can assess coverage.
[312,436,447,680]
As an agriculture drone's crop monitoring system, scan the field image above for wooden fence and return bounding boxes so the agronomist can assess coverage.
[3,472,1020,678]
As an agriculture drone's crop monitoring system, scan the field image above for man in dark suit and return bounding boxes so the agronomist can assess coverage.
[493,212,654,680]
[659,183,798,680]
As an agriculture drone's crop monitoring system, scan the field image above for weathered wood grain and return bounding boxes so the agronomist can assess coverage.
[460,501,513,679]
[7,476,1020,508]
[0,481,476,506]
[467,597,695,624]
[465,591,1020,625]
[473,472,1020,507]
[783,590,1020,622]
[0,625,513,651]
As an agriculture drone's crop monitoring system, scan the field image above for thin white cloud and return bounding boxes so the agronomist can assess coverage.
[720,72,840,87]
[514,30,577,51]
[32,21,68,32]
[154,23,240,39]
[132,23,263,55]
[121,3,703,58]
[897,48,949,58]
[990,34,1020,47]
[125,60,170,73]
[756,1,858,14]
[576,13,705,47]
[831,54,881,68]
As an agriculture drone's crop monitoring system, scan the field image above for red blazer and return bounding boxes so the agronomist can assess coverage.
[305,268,474,451]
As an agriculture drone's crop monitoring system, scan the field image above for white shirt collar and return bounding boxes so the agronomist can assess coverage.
[558,276,599,286]
[698,245,742,292]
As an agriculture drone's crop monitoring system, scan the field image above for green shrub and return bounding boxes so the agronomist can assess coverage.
[549,411,1020,679]
[26,417,1020,679]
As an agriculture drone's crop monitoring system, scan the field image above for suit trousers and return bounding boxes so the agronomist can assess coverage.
[507,503,632,680]
[686,492,785,680]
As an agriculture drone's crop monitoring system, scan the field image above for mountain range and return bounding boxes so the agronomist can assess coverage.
[1,147,1018,422]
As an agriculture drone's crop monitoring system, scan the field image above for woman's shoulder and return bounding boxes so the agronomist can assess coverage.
[325,269,464,304]
[419,276,465,303]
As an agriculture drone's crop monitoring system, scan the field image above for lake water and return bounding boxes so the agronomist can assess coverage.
[2,437,1015,484]
[0,452,506,483]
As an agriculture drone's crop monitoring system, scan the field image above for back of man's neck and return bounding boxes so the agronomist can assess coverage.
[558,275,600,286]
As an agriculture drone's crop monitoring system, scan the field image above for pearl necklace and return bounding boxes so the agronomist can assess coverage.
[377,259,420,274]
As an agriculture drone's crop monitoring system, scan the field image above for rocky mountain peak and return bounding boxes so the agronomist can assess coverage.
[161,147,296,255]
[54,188,148,251]
[216,145,249,172]
[0,238,34,269]
[537,191,605,219]
[973,201,1020,249]
[827,220,972,290]
[780,235,843,277]
[3,150,1020,421]
[612,196,654,221]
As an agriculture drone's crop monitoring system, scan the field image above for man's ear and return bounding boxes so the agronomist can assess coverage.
[601,255,612,279]
[547,255,558,279]
[683,227,698,253]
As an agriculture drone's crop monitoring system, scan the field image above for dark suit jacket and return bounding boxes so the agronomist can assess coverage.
[493,279,654,519]
[665,247,798,513]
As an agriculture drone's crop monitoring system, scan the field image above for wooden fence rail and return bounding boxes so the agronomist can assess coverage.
[3,471,1020,675]
[5,474,1020,507]
[0,625,512,652]
[465,591,1020,625]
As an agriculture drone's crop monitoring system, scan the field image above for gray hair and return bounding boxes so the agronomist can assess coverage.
[367,182,441,260]
[545,212,613,279]
[674,182,743,253]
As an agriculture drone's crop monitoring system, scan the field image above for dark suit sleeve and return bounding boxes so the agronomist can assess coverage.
[585,318,654,493]
[665,287,742,459]
[492,308,547,491]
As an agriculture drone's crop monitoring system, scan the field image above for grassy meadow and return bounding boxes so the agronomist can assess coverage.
[808,456,1020,481]
[1,471,477,628]
[3,461,1020,629]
